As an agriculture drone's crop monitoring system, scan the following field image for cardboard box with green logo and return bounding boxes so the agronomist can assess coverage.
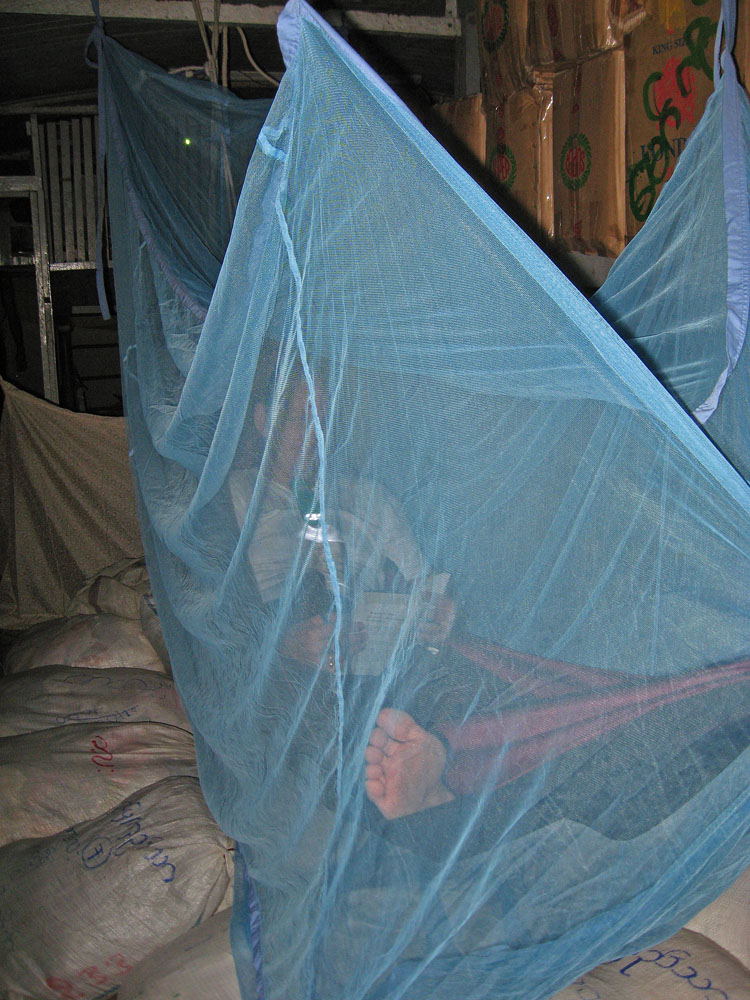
[486,82,554,239]
[531,0,646,65]
[553,48,627,256]
[436,94,488,167]
[478,0,534,103]
[625,0,749,238]
[478,0,647,103]
[477,0,748,257]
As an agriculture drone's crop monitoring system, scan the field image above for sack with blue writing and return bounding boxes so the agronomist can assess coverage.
[0,665,190,739]
[0,776,234,1000]
[0,721,197,847]
[550,928,749,999]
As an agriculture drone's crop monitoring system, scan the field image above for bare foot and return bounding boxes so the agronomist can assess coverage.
[365,708,455,819]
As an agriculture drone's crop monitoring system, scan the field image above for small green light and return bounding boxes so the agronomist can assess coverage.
[184,137,192,146]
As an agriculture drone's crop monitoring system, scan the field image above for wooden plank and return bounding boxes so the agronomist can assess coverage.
[59,119,76,262]
[0,1,462,36]
[45,120,63,264]
[36,119,52,258]
[82,115,97,261]
[0,176,42,193]
[71,117,87,260]
[29,188,59,403]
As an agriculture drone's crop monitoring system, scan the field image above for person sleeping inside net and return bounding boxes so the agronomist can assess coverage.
[228,339,455,666]
[232,340,750,849]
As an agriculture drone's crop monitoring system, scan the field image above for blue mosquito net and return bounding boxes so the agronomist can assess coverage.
[595,0,750,485]
[94,2,750,997]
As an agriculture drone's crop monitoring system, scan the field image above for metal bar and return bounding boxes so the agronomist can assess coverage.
[69,342,119,350]
[1,102,99,116]
[28,187,59,403]
[45,120,64,263]
[50,261,98,270]
[82,116,97,261]
[0,1,461,36]
[332,10,460,37]
[0,175,42,193]
[35,116,52,257]
[72,118,87,260]
[59,119,76,262]
[29,113,59,403]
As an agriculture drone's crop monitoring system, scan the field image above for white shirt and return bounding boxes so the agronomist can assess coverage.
[228,468,426,605]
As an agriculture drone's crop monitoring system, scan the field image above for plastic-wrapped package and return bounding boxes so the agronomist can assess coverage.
[2,613,166,674]
[0,665,190,738]
[0,777,234,1000]
[118,908,243,1000]
[551,928,749,998]
[0,721,197,847]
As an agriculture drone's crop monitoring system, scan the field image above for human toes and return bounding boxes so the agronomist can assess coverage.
[376,707,419,742]
[365,769,386,801]
[365,761,385,783]
[368,725,389,751]
[365,744,384,765]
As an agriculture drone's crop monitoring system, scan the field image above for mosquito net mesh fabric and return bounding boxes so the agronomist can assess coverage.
[95,2,750,997]
[595,0,750,484]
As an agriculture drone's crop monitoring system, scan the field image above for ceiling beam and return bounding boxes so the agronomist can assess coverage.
[0,1,462,37]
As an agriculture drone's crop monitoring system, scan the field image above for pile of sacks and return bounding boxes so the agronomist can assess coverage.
[0,559,238,1000]
[2,559,748,1000]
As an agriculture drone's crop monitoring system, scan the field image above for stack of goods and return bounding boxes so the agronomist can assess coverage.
[117,910,244,1000]
[435,94,488,171]
[551,922,750,998]
[0,560,235,1000]
[115,866,750,1000]
[477,0,750,255]
[4,559,746,999]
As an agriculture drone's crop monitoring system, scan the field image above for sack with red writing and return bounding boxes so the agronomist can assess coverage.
[118,908,243,1000]
[0,776,234,1000]
[0,721,197,847]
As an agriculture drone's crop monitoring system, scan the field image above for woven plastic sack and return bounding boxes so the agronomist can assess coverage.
[551,928,749,999]
[139,593,172,673]
[2,613,165,674]
[0,721,197,847]
[0,665,190,738]
[118,909,243,1000]
[686,864,750,972]
[67,557,151,620]
[0,776,234,1000]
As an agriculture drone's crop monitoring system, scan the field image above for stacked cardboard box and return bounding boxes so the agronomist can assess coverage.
[552,48,626,256]
[478,0,639,255]
[435,93,488,166]
[477,0,747,256]
[625,0,749,237]
[531,0,645,65]
[485,78,554,237]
